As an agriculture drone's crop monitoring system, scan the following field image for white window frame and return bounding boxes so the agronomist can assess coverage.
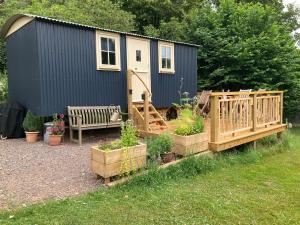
[158,41,175,74]
[96,30,121,71]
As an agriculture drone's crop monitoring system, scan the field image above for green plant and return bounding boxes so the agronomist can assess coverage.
[99,140,122,151]
[22,111,43,132]
[120,121,139,148]
[146,132,174,160]
[0,70,8,103]
[49,114,65,135]
[173,109,205,136]
[98,121,139,151]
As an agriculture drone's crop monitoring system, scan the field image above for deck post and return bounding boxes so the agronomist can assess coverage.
[144,91,149,132]
[253,141,257,150]
[210,95,220,142]
[252,94,257,132]
[280,92,283,125]
[127,70,133,120]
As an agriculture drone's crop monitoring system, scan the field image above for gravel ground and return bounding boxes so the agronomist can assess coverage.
[0,128,120,210]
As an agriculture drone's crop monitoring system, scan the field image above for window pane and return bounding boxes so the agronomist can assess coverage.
[162,46,166,58]
[136,50,141,62]
[167,58,171,69]
[162,58,166,68]
[101,51,108,64]
[109,52,116,65]
[166,47,171,59]
[101,38,108,51]
[109,38,115,52]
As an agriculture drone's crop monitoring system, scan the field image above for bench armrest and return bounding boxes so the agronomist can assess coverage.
[68,114,82,128]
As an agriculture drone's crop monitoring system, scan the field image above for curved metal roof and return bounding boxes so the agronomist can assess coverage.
[0,14,199,47]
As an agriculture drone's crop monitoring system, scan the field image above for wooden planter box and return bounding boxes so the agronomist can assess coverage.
[171,132,209,156]
[91,143,147,183]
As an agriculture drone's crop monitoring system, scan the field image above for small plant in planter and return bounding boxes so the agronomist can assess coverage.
[22,111,42,143]
[91,121,146,184]
[146,132,174,164]
[170,108,208,156]
[48,114,65,146]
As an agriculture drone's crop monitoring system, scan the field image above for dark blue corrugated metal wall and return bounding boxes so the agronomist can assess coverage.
[6,21,41,115]
[36,20,127,116]
[6,19,197,116]
[150,42,197,108]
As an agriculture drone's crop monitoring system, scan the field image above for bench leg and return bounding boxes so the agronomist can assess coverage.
[70,128,73,142]
[78,128,82,146]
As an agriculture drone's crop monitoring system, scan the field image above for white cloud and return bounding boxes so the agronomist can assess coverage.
[283,0,300,7]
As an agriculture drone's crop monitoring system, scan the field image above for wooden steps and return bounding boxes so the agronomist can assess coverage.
[132,101,167,135]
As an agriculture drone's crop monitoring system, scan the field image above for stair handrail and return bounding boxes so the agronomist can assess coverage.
[128,69,152,97]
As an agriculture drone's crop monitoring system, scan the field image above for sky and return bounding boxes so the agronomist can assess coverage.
[282,0,300,7]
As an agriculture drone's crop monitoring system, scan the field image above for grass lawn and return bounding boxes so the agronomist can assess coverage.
[1,129,300,225]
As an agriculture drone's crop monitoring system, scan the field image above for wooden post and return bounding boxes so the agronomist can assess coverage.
[252,94,257,132]
[280,92,283,124]
[210,95,220,142]
[144,91,149,132]
[253,141,257,150]
[127,70,133,120]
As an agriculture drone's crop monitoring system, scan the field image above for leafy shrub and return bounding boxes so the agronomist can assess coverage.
[22,111,43,132]
[173,108,204,136]
[146,132,174,159]
[121,121,139,148]
[98,121,139,151]
[0,70,8,103]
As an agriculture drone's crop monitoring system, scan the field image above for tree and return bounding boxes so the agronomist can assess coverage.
[115,0,201,33]
[187,0,300,118]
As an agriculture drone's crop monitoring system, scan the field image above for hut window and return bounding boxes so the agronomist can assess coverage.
[136,50,141,62]
[158,42,175,74]
[96,31,121,71]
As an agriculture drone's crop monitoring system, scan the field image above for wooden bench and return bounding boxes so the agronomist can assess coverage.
[67,106,122,145]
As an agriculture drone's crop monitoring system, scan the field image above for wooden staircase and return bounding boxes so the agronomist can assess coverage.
[127,69,168,136]
[132,102,167,135]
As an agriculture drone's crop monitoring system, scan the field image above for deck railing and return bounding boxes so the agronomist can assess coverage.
[210,91,284,142]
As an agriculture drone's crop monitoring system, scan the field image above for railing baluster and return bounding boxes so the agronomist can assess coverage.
[211,96,220,142]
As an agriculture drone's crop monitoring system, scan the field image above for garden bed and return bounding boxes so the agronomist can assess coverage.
[91,143,147,183]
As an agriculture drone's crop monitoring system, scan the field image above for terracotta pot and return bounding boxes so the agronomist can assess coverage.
[161,152,175,163]
[25,131,39,143]
[48,135,62,146]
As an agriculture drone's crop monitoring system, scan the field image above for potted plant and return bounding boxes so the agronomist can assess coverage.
[170,108,208,156]
[22,111,42,143]
[48,114,65,146]
[91,121,147,184]
[146,132,174,164]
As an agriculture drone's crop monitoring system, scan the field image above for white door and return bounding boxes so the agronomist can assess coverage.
[126,37,151,102]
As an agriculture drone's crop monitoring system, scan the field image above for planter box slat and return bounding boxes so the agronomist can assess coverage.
[91,156,146,178]
[91,143,147,181]
[171,132,209,156]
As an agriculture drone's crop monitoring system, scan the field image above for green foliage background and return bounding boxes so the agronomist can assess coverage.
[0,0,299,118]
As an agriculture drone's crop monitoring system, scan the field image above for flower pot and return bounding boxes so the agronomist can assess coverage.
[161,152,175,163]
[48,135,62,146]
[91,143,147,183]
[25,131,39,143]
[171,132,209,156]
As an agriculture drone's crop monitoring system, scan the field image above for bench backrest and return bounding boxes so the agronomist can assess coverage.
[67,106,121,127]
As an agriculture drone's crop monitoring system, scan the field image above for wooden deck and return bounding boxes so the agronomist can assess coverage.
[126,70,287,152]
[209,91,286,151]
